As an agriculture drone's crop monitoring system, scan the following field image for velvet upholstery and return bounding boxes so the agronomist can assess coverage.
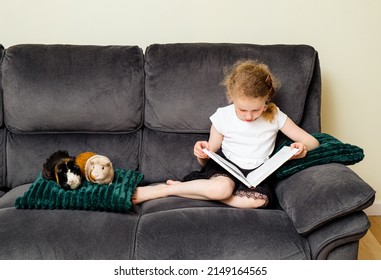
[144,43,319,133]
[0,207,139,259]
[0,129,6,192]
[136,208,310,260]
[140,129,205,184]
[2,45,144,133]
[275,163,375,234]
[306,211,369,259]
[0,43,375,260]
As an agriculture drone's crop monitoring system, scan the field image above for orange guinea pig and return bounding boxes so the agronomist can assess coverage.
[76,152,114,185]
[75,152,97,177]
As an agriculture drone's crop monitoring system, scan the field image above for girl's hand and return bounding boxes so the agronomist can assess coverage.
[194,141,210,159]
[290,142,308,159]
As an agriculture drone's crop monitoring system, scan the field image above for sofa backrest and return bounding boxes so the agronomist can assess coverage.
[140,43,321,183]
[144,43,321,133]
[1,45,144,188]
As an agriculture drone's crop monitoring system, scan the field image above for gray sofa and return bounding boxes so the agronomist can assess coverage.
[0,43,375,259]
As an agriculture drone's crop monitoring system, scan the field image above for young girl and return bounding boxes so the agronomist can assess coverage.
[133,60,319,208]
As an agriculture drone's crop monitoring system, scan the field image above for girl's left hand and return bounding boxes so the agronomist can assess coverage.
[290,142,308,159]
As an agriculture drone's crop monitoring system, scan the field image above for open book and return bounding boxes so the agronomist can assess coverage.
[202,146,299,188]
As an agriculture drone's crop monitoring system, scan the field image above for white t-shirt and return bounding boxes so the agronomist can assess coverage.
[210,104,288,169]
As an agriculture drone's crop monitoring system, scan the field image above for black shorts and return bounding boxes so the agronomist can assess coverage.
[183,150,275,209]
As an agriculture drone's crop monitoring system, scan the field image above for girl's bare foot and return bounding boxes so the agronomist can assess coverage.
[166,180,182,185]
[132,183,172,204]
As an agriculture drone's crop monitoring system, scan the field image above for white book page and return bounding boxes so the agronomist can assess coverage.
[203,146,298,188]
[246,146,298,187]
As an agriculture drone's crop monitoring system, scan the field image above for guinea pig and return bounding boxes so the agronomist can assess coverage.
[42,150,82,190]
[84,154,114,185]
[75,151,97,177]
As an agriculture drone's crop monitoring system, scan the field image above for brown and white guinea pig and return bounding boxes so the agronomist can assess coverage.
[76,152,114,185]
[42,150,82,190]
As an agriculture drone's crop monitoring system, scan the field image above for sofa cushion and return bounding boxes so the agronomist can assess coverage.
[144,43,318,133]
[140,128,206,184]
[15,169,143,212]
[275,163,375,235]
[135,207,310,259]
[0,207,139,259]
[139,196,225,215]
[0,184,30,209]
[2,44,144,133]
[275,133,365,178]
[0,129,6,189]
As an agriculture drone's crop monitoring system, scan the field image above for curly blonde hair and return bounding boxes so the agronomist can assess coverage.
[222,60,280,122]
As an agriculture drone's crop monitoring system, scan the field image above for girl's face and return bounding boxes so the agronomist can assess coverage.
[233,96,267,122]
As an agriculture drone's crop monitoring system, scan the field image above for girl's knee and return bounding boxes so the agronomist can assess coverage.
[208,176,235,200]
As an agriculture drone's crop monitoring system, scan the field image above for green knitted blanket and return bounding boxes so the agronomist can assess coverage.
[275,133,364,179]
[15,169,144,213]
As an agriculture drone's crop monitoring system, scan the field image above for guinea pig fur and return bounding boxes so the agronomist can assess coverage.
[85,155,114,185]
[42,150,82,190]
[75,151,97,177]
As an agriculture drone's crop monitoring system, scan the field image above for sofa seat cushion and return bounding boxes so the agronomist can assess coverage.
[14,169,143,213]
[135,207,310,259]
[275,133,364,178]
[139,196,227,215]
[0,207,139,259]
[0,184,30,209]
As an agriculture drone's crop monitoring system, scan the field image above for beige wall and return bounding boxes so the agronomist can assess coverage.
[2,0,380,212]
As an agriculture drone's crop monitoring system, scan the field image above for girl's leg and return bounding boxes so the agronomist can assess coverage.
[133,176,235,204]
[221,193,268,209]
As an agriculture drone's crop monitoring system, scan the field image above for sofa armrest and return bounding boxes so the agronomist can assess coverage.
[275,163,375,235]
[305,211,370,259]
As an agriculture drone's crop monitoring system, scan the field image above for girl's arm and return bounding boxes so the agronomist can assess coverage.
[194,125,223,166]
[280,117,320,159]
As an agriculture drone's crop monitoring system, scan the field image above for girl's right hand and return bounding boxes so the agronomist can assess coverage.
[194,141,210,159]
